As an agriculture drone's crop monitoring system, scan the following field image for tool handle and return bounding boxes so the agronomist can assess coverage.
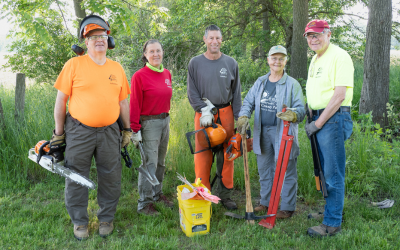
[242,133,255,224]
[121,146,132,168]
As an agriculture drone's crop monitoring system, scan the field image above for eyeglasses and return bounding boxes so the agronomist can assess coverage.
[146,49,162,55]
[87,35,108,41]
[305,32,325,40]
[270,57,286,62]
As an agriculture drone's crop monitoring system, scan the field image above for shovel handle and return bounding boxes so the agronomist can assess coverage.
[242,133,255,225]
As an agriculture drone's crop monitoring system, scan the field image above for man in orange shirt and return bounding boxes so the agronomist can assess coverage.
[52,15,131,240]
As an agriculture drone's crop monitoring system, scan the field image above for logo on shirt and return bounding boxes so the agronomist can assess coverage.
[165,79,172,89]
[315,67,323,78]
[220,68,227,78]
[109,74,117,85]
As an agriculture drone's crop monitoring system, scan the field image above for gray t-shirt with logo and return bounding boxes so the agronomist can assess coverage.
[187,54,242,119]
[261,79,277,126]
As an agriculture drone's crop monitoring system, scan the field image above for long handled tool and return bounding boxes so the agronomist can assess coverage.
[305,104,328,198]
[259,107,294,229]
[224,131,274,222]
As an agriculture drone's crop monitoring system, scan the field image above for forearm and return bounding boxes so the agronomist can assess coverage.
[315,86,347,128]
[54,91,69,135]
[120,99,130,129]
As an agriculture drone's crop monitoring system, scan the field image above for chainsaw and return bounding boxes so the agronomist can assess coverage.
[224,129,253,161]
[28,140,96,189]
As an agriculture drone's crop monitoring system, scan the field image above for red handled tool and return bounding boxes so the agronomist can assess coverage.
[259,106,294,229]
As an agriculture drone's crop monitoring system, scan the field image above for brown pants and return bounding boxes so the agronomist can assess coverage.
[64,113,122,225]
[194,105,235,199]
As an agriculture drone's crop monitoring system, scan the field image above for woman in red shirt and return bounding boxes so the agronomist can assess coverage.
[130,39,173,216]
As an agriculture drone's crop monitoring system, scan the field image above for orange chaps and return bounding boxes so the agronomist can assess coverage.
[194,105,235,190]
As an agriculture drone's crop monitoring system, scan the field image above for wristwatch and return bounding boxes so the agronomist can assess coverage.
[123,128,132,132]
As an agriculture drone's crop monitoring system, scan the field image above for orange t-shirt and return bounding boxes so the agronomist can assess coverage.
[54,55,130,127]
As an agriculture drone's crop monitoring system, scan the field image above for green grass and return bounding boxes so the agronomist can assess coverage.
[1,63,400,249]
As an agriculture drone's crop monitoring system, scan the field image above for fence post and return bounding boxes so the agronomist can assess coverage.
[15,73,26,121]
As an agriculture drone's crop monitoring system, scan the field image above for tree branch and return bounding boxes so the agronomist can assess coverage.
[54,0,74,39]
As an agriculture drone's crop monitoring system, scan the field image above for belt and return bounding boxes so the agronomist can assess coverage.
[214,103,231,109]
[140,113,169,122]
[312,106,350,116]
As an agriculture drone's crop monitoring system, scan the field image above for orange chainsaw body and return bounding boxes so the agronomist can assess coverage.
[224,133,253,161]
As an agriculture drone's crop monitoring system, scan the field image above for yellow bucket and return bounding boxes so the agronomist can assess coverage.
[177,184,212,237]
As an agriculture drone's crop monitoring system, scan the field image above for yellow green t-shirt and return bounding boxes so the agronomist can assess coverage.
[306,43,354,110]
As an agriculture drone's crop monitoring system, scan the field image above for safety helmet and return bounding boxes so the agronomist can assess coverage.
[198,123,227,148]
[79,15,110,40]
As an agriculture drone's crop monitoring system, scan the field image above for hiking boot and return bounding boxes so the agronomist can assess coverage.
[308,212,324,220]
[74,224,89,240]
[99,221,113,238]
[307,224,342,237]
[254,204,268,213]
[276,210,294,219]
[137,203,160,216]
[157,194,174,208]
[221,198,238,210]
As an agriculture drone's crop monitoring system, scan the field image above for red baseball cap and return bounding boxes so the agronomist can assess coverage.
[303,20,330,36]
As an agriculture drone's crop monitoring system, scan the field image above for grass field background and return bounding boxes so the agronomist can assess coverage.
[1,63,400,249]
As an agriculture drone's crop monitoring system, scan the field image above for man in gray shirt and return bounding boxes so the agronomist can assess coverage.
[187,24,241,210]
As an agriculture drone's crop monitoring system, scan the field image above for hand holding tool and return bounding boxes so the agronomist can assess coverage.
[276,109,297,122]
[121,130,132,147]
[237,116,250,135]
[130,131,142,148]
[199,98,216,127]
[305,120,321,137]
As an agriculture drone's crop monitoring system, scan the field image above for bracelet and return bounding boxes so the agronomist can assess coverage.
[123,128,132,132]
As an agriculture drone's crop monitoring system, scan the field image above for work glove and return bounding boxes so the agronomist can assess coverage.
[305,120,321,137]
[130,130,142,148]
[199,98,217,127]
[121,130,133,148]
[49,129,66,153]
[276,110,297,123]
[237,116,250,135]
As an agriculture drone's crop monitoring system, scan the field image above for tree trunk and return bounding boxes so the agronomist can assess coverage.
[359,0,392,128]
[260,10,270,59]
[290,0,308,80]
[73,0,87,36]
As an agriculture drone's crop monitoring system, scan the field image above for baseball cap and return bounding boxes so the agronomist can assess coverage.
[268,45,287,56]
[303,19,330,36]
[83,23,110,38]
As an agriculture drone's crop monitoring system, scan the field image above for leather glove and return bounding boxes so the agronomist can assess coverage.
[121,130,133,148]
[237,116,250,135]
[276,110,297,122]
[130,130,142,148]
[305,120,321,137]
[49,129,66,152]
[199,98,216,127]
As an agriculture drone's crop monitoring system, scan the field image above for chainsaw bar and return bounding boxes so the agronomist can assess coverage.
[28,148,96,189]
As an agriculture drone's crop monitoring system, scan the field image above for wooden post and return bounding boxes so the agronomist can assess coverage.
[242,134,255,225]
[15,73,26,121]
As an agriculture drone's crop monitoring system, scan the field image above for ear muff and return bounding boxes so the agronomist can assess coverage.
[108,36,115,49]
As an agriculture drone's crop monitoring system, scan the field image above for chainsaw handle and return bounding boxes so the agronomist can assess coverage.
[225,144,233,154]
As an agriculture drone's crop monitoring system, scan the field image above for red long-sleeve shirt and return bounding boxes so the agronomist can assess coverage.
[130,66,172,132]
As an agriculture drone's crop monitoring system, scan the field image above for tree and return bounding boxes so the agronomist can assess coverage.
[290,0,308,80]
[359,0,392,127]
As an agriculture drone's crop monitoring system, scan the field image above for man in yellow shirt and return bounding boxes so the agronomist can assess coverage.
[304,19,354,237]
[52,15,131,240]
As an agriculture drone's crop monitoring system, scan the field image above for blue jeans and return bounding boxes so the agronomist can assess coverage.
[313,111,353,227]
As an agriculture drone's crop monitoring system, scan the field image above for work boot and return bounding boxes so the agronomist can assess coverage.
[276,210,294,219]
[74,224,89,240]
[307,224,342,237]
[157,194,174,208]
[99,221,113,238]
[221,198,238,210]
[137,203,160,216]
[254,204,268,213]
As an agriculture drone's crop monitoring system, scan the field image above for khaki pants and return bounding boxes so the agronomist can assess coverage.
[137,116,170,210]
[64,114,122,225]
